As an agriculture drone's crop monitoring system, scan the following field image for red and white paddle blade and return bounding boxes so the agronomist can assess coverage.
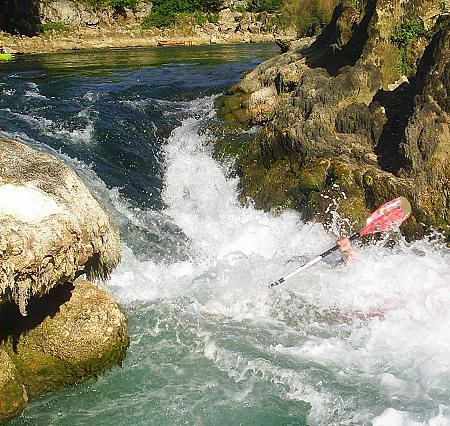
[359,196,412,236]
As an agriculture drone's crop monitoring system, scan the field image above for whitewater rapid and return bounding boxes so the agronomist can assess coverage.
[102,96,450,425]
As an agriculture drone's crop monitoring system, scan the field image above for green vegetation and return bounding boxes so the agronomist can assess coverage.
[37,22,69,32]
[248,0,282,13]
[391,19,427,47]
[391,19,428,76]
[207,13,219,24]
[137,0,336,34]
[193,11,208,26]
[142,0,221,28]
[280,0,338,36]
[74,0,139,9]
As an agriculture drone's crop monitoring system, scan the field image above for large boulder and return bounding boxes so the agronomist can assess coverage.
[0,349,27,424]
[216,1,450,239]
[1,280,129,399]
[0,139,128,423]
[0,139,120,314]
[38,0,153,28]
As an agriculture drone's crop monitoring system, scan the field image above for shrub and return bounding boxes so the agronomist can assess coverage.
[37,22,69,32]
[248,0,283,13]
[391,19,429,77]
[207,13,219,24]
[142,0,221,28]
[391,19,427,47]
[194,11,208,26]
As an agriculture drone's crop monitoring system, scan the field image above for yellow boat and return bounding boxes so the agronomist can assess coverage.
[0,53,15,61]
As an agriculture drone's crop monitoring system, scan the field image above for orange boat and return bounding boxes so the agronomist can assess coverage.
[157,40,193,47]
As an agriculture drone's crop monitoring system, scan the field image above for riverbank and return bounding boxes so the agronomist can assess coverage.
[0,26,285,54]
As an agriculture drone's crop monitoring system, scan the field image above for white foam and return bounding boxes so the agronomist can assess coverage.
[105,95,450,425]
[0,184,64,222]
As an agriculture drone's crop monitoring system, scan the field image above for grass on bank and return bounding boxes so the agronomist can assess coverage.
[37,22,70,33]
[73,0,141,8]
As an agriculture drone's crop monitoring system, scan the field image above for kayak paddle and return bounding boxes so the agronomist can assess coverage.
[268,196,412,288]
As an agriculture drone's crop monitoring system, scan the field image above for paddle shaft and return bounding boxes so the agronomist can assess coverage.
[269,233,360,288]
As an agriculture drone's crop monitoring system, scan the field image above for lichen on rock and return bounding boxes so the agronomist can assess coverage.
[0,139,121,314]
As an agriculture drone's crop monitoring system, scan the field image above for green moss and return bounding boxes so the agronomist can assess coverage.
[327,161,359,192]
[239,159,302,210]
[391,19,430,77]
[363,172,374,187]
[215,93,252,127]
[0,349,27,423]
[391,19,427,47]
[215,139,250,160]
[4,332,129,399]
[297,159,330,191]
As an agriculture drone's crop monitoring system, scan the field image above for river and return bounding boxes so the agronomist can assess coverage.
[1,44,450,426]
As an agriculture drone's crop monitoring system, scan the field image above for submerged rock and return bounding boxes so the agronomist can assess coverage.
[0,349,27,424]
[216,1,450,239]
[0,139,121,314]
[1,280,129,400]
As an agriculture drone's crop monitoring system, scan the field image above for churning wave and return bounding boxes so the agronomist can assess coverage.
[103,95,450,425]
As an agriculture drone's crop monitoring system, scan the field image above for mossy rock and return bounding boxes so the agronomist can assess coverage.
[214,137,250,161]
[3,280,129,399]
[240,159,301,210]
[327,160,361,193]
[297,158,330,191]
[0,349,27,424]
[306,187,370,229]
[215,93,252,127]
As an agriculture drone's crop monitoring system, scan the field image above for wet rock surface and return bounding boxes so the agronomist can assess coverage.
[0,140,121,314]
[0,349,27,424]
[216,1,450,239]
[0,140,129,423]
[0,280,129,401]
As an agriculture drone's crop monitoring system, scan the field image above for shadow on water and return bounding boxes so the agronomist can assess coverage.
[0,0,41,36]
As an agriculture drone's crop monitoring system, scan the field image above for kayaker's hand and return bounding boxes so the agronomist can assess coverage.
[336,236,352,254]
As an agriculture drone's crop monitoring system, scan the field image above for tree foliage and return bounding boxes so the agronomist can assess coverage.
[248,0,282,13]
[142,0,222,28]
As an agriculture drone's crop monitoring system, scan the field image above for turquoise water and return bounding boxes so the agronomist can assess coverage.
[2,44,450,426]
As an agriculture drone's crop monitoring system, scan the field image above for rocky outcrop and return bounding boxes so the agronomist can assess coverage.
[0,140,120,315]
[0,280,129,423]
[1,280,128,400]
[0,139,129,423]
[1,2,295,54]
[216,0,450,239]
[39,0,152,28]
